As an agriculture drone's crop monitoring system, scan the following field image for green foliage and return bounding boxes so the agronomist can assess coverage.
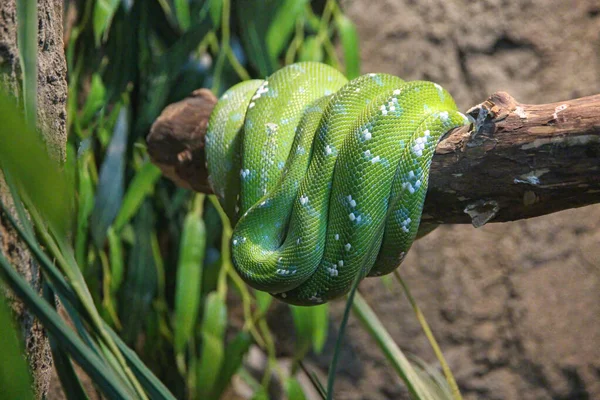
[0,293,35,400]
[0,0,460,399]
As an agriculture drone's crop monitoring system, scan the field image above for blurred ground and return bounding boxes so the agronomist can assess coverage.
[310,0,600,398]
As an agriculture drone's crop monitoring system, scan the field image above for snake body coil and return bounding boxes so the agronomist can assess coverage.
[206,62,468,305]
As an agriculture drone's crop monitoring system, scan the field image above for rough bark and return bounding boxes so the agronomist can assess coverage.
[0,0,68,397]
[146,90,600,227]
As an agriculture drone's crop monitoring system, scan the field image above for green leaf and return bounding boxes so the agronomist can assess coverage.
[298,36,323,62]
[254,290,273,315]
[335,14,361,79]
[0,291,35,400]
[173,202,206,354]
[43,284,89,400]
[81,74,107,127]
[290,303,328,358]
[173,0,191,31]
[235,0,278,76]
[113,161,162,232]
[94,0,121,45]
[137,18,214,135]
[90,105,129,248]
[286,377,307,400]
[0,251,135,400]
[311,304,328,354]
[107,227,124,294]
[75,147,95,269]
[352,293,437,400]
[266,0,308,58]
[119,201,158,343]
[209,0,223,28]
[0,94,73,240]
[0,192,176,400]
[211,331,252,399]
[196,292,227,399]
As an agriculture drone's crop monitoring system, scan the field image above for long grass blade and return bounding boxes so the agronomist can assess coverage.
[113,161,162,232]
[0,290,35,400]
[0,251,134,400]
[394,271,462,400]
[352,292,434,400]
[173,195,206,355]
[43,283,90,400]
[90,106,129,248]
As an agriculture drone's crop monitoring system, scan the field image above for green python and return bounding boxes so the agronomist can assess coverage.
[206,62,468,306]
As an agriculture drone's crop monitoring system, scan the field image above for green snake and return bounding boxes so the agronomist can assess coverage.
[206,62,468,306]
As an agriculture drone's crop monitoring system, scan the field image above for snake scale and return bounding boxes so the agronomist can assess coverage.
[206,62,468,306]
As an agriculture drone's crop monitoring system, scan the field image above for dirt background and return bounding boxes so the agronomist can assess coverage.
[309,0,600,399]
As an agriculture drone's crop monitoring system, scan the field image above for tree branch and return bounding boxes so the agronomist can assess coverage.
[146,90,600,227]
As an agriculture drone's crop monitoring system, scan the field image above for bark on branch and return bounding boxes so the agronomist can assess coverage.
[146,90,600,227]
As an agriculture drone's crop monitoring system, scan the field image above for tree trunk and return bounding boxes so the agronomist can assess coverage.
[0,0,67,397]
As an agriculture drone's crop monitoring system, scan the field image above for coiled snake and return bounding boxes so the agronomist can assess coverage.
[206,62,468,305]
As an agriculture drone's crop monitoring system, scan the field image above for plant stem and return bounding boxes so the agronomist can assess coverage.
[394,270,463,400]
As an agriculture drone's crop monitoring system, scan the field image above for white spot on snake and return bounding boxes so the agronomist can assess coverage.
[345,243,352,251]
[299,87,305,93]
[308,294,323,303]
[240,168,251,179]
[371,155,381,164]
[266,123,278,135]
[364,150,371,158]
[338,260,344,267]
[296,237,301,245]
[439,111,449,122]
[412,142,424,157]
[363,129,372,141]
[252,82,269,100]
[325,89,332,95]
[408,170,415,178]
[355,87,361,92]
[249,102,255,109]
[335,234,340,240]
[300,194,309,206]
[403,182,416,194]
[380,105,388,115]
[325,145,333,155]
[356,215,362,223]
[401,217,412,233]
[393,89,401,95]
[415,179,422,189]
[349,213,356,221]
[233,239,238,245]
